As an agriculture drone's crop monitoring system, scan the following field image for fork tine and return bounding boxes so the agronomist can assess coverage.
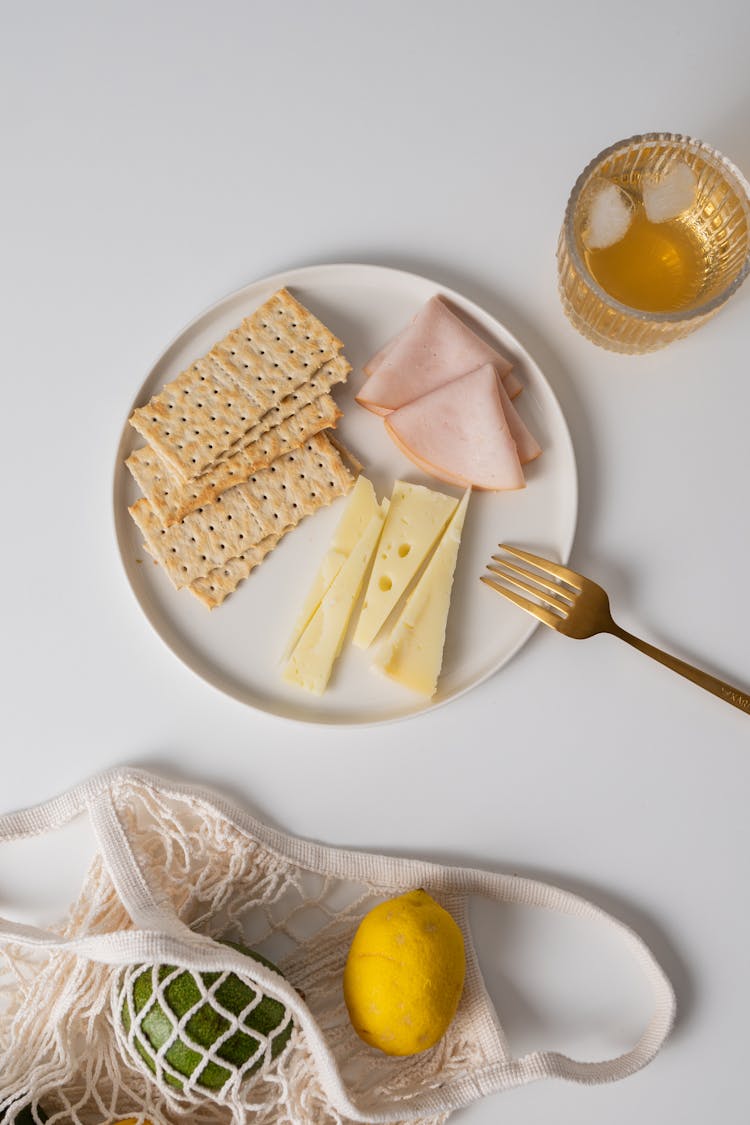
[480,575,564,630]
[489,558,575,605]
[498,544,582,591]
[485,566,569,617]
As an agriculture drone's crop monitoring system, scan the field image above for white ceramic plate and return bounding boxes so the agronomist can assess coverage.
[113,264,577,725]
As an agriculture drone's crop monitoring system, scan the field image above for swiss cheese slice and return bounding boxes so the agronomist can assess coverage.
[283,502,387,695]
[353,481,458,650]
[284,476,379,656]
[374,490,469,697]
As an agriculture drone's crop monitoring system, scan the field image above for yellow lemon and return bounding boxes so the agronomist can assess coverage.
[343,889,465,1056]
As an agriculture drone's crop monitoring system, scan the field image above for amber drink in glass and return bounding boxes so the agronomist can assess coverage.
[557,133,750,353]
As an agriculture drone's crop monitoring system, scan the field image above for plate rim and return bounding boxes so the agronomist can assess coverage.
[112,262,578,728]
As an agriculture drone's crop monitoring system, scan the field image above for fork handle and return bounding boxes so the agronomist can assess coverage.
[609,623,750,715]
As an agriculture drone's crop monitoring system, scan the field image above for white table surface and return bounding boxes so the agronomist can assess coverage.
[1,2,749,1122]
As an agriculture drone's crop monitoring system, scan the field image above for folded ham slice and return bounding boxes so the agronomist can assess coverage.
[384,364,538,491]
[362,323,406,377]
[357,296,523,414]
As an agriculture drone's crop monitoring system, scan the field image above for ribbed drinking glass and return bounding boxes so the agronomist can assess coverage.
[557,133,750,353]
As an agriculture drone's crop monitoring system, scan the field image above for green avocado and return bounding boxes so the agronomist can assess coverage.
[120,940,294,1090]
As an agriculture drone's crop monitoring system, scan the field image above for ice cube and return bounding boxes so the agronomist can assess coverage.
[582,180,634,250]
[642,160,697,223]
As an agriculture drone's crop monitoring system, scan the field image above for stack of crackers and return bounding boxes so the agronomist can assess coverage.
[126,289,358,608]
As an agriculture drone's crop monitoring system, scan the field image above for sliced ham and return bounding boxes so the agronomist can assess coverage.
[362,322,409,376]
[384,364,530,491]
[494,369,542,465]
[357,295,522,414]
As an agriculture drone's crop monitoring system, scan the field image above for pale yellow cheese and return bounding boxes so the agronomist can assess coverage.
[284,476,379,657]
[353,481,458,650]
[374,490,470,696]
[283,502,387,695]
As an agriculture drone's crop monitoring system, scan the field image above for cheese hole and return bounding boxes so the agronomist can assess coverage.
[398,543,411,558]
[379,576,392,592]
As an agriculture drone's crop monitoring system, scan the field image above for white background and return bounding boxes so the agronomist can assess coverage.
[1,2,749,1122]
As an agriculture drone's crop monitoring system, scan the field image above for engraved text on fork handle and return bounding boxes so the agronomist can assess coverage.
[607,622,750,716]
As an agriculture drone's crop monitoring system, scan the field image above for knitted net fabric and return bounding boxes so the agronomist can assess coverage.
[0,774,493,1125]
[0,769,675,1125]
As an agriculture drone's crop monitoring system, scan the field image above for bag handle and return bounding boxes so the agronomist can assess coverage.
[0,771,117,944]
[464,869,676,1091]
[0,770,187,940]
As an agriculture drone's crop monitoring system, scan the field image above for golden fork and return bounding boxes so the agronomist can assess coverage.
[482,545,750,716]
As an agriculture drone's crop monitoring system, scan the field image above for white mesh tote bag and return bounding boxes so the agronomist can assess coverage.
[0,768,676,1125]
